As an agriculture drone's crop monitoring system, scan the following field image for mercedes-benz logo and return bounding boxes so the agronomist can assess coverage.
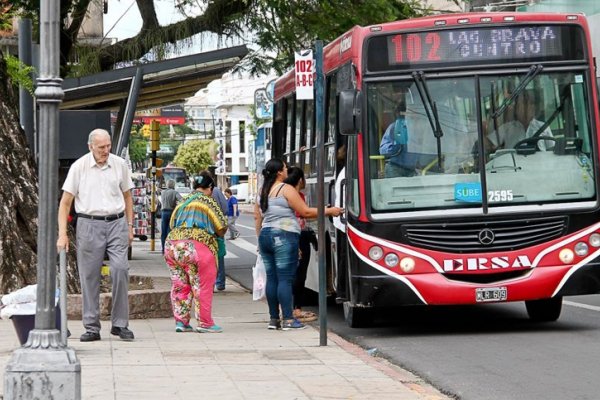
[478,228,495,245]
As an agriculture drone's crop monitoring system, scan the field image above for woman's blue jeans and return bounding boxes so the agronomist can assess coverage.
[258,228,300,321]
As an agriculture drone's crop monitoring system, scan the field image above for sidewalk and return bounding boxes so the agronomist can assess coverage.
[0,240,449,400]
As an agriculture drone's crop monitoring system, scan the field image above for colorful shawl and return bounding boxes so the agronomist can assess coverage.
[167,192,227,258]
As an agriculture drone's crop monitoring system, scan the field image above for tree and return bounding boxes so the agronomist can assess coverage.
[243,0,426,74]
[173,139,216,174]
[0,54,39,293]
[4,0,432,77]
[128,128,148,172]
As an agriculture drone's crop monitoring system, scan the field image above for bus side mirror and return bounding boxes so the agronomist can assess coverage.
[339,89,362,135]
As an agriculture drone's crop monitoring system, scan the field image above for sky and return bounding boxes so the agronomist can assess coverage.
[104,0,190,41]
[102,0,245,56]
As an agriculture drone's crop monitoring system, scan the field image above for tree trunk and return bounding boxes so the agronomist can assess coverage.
[0,52,80,294]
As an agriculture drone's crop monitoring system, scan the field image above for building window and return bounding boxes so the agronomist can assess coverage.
[239,121,246,153]
[225,120,232,153]
[239,157,248,172]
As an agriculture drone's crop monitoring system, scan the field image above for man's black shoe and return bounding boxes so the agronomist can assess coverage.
[80,331,101,342]
[110,326,134,341]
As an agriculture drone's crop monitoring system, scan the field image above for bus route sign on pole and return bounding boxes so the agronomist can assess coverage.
[295,49,314,100]
[314,40,327,346]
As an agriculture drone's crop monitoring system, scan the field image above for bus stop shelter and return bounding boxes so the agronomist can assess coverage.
[60,45,249,156]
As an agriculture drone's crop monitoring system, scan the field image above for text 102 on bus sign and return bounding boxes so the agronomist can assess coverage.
[295,50,314,100]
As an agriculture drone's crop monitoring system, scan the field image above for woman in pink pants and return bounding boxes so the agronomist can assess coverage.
[164,174,227,333]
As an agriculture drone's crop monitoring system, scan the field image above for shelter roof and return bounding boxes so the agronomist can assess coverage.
[61,45,248,111]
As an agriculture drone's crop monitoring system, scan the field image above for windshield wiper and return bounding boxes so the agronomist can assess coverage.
[412,71,443,171]
[492,64,543,119]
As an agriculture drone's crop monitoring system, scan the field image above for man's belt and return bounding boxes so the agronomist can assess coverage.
[77,212,124,221]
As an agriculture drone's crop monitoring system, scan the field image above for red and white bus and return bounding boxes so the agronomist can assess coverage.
[272,12,600,327]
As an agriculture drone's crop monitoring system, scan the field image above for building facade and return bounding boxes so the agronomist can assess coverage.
[184,72,276,187]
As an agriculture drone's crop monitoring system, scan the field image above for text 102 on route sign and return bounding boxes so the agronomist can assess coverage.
[295,49,314,100]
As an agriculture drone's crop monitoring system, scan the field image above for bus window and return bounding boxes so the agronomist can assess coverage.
[285,96,293,162]
[480,71,595,206]
[325,75,337,175]
[159,167,188,189]
[295,100,303,166]
[367,77,479,211]
[304,100,314,176]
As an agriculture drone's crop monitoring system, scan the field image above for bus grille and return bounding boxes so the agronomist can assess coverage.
[402,216,567,253]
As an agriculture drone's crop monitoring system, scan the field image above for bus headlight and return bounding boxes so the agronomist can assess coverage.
[574,242,589,257]
[384,253,399,268]
[589,233,600,248]
[559,248,574,264]
[400,257,415,273]
[368,246,384,261]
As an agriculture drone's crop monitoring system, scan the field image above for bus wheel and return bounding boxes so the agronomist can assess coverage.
[343,302,373,328]
[138,235,148,242]
[127,246,132,260]
[525,297,562,322]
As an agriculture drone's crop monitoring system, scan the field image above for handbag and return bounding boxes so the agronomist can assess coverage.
[252,254,266,301]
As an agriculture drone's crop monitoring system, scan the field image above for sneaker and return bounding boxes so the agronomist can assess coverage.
[267,318,281,330]
[234,232,240,239]
[282,319,306,331]
[195,324,223,333]
[175,321,193,332]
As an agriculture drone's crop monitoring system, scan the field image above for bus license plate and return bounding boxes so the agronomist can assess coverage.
[475,287,507,302]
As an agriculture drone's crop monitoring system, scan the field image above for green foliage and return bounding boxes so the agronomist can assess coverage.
[5,55,35,95]
[248,104,270,138]
[173,139,215,174]
[243,0,426,74]
[128,129,148,165]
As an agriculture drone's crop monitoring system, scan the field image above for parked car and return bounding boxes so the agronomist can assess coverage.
[228,183,248,202]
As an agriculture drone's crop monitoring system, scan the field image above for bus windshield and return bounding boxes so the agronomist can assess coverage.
[160,167,188,189]
[367,71,596,214]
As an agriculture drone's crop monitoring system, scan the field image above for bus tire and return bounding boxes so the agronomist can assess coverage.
[525,297,562,322]
[127,246,132,260]
[343,301,373,328]
[138,235,148,242]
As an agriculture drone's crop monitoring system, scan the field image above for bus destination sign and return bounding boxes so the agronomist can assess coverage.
[367,25,585,71]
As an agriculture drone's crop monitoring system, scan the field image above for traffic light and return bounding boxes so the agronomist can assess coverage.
[145,159,164,178]
[155,158,163,178]
[150,120,160,151]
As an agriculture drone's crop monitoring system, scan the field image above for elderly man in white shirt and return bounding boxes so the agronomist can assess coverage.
[57,129,135,342]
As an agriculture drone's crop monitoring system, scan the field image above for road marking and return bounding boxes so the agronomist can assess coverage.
[564,300,600,312]
[225,237,258,254]
[237,223,254,230]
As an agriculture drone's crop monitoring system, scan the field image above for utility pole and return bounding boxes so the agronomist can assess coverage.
[4,1,81,398]
[149,120,161,252]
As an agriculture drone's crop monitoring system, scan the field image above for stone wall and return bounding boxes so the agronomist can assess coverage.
[66,276,172,320]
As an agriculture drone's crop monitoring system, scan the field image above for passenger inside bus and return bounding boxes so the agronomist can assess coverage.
[485,89,555,153]
[378,85,467,177]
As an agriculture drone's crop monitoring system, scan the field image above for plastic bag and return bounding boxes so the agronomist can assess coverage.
[252,254,266,301]
[0,284,58,319]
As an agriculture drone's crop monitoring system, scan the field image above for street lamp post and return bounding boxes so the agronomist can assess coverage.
[4,1,81,398]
